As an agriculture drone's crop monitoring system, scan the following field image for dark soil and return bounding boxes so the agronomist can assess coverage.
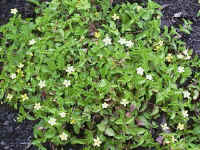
[0,104,37,150]
[0,0,200,150]
[154,0,200,55]
[0,0,36,25]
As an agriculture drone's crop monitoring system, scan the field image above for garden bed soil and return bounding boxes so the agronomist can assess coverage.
[154,0,200,55]
[0,0,35,25]
[0,104,37,150]
[0,0,200,150]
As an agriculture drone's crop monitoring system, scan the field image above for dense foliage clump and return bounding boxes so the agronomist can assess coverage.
[1,0,200,149]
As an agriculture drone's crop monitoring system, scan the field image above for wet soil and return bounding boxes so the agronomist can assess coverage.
[0,0,200,150]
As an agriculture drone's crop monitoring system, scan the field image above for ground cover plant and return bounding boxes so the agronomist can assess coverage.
[1,0,200,149]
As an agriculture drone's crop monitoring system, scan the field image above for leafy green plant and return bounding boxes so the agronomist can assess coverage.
[1,0,200,149]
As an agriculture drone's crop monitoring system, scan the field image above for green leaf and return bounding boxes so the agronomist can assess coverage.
[126,127,146,135]
[71,137,88,144]
[150,106,159,116]
[105,128,115,137]
[115,118,123,125]
[136,116,151,128]
[26,113,35,120]
[73,124,80,134]
[32,139,47,150]
[198,10,200,17]
[126,117,135,124]
[192,126,200,135]
[76,0,90,10]
[45,128,56,139]
[97,122,106,132]
[0,89,4,99]
[27,0,40,6]
[98,79,107,88]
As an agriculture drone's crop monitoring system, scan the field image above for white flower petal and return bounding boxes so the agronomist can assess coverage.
[103,37,112,46]
[136,67,144,76]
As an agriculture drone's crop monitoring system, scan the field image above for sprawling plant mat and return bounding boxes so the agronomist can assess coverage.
[1,0,200,150]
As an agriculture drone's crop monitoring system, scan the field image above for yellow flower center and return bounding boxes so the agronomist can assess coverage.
[94,32,100,38]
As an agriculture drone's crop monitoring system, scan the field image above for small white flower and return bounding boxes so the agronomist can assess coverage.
[103,36,112,46]
[29,39,36,45]
[104,98,111,101]
[81,48,88,52]
[18,63,24,69]
[118,38,127,45]
[183,90,190,99]
[27,52,33,56]
[182,110,189,118]
[7,94,13,100]
[34,103,41,110]
[146,74,153,80]
[136,67,144,76]
[174,12,182,18]
[125,40,133,48]
[59,112,66,118]
[48,118,56,126]
[59,132,68,141]
[37,126,44,130]
[120,99,129,106]
[178,66,184,73]
[38,80,46,88]
[112,14,120,20]
[63,80,71,87]
[158,40,163,46]
[102,102,109,109]
[183,50,188,55]
[93,137,102,147]
[136,6,142,11]
[177,123,184,130]
[171,136,177,143]
[10,8,18,14]
[165,139,170,144]
[166,53,173,62]
[161,123,169,131]
[10,73,16,79]
[185,55,191,60]
[21,94,28,101]
[177,50,191,60]
[65,66,75,74]
[177,54,184,59]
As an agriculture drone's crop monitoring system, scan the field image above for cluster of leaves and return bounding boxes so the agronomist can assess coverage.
[1,0,200,149]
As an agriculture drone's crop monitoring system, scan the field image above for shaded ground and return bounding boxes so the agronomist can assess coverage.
[0,104,37,150]
[154,0,200,55]
[0,0,200,150]
[0,0,35,25]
